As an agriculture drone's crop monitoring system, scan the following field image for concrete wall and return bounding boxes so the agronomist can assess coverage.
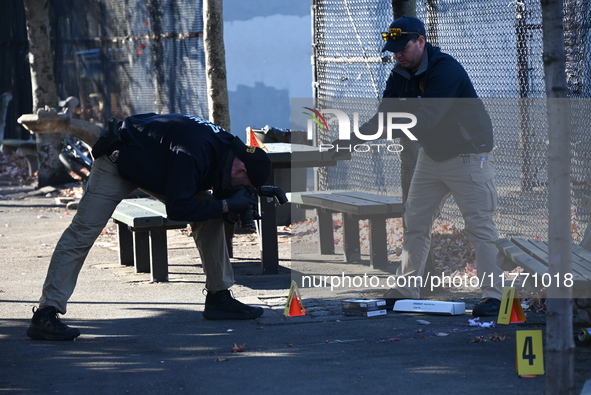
[223,1,312,140]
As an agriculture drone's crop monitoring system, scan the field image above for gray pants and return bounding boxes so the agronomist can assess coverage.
[39,156,234,314]
[394,149,503,300]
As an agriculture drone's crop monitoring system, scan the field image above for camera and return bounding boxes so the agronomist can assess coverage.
[238,185,289,229]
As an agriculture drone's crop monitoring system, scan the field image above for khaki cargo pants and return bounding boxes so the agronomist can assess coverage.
[393,148,503,300]
[39,156,234,314]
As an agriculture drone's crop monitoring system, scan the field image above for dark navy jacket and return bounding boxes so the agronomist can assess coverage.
[116,113,234,222]
[362,43,493,161]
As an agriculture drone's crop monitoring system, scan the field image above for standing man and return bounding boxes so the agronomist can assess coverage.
[28,113,272,341]
[354,16,503,316]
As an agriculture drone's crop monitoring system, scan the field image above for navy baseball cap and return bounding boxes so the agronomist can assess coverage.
[381,16,426,53]
[230,137,271,187]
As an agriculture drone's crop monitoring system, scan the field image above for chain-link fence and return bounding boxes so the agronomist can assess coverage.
[50,0,207,125]
[312,0,591,241]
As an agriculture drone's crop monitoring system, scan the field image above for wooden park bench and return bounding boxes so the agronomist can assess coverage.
[111,198,188,282]
[289,190,404,270]
[495,194,591,302]
[112,198,237,281]
[495,237,591,298]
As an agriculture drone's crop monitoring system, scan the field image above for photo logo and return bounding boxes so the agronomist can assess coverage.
[303,107,329,132]
[303,107,418,153]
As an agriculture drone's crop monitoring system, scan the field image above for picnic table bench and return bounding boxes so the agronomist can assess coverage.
[289,190,404,270]
[495,194,591,301]
[112,198,240,282]
[111,198,188,282]
[495,237,591,298]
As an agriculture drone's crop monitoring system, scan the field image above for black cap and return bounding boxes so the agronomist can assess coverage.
[231,137,271,187]
[382,16,426,53]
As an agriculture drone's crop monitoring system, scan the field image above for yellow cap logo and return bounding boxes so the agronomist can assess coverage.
[246,146,256,154]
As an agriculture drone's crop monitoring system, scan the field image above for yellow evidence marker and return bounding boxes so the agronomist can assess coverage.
[516,330,544,377]
[497,286,526,325]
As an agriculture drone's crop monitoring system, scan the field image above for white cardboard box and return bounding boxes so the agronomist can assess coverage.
[393,300,465,316]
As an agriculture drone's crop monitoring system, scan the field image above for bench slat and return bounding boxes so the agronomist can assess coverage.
[292,191,402,216]
[112,198,187,229]
[496,238,550,276]
[533,239,591,282]
[124,199,167,215]
[112,208,164,227]
[569,243,591,281]
[331,191,402,204]
[300,194,388,216]
[506,238,589,294]
[331,191,403,215]
[288,191,348,207]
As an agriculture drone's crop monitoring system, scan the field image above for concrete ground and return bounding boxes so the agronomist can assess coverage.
[1,179,590,394]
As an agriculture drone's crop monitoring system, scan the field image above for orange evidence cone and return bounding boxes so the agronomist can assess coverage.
[288,294,306,316]
[248,128,268,151]
[509,302,526,323]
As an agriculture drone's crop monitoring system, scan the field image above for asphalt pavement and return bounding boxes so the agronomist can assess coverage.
[1,179,589,394]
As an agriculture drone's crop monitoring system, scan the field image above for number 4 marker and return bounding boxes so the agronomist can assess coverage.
[516,330,544,376]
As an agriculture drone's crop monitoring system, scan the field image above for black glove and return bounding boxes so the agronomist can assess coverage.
[225,188,257,214]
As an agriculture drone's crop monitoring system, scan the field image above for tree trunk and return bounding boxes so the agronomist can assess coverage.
[23,0,72,187]
[540,0,575,393]
[203,0,231,132]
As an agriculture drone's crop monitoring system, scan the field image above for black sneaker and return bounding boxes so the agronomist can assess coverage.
[203,290,264,320]
[472,298,501,317]
[27,306,81,341]
[382,288,410,310]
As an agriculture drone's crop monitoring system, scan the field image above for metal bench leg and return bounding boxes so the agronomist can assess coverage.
[149,230,169,282]
[342,214,361,262]
[316,209,335,255]
[368,217,388,270]
[260,195,279,274]
[134,231,151,273]
[117,222,134,266]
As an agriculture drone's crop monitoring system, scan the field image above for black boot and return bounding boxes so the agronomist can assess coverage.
[203,290,264,320]
[27,306,81,341]
[382,288,410,309]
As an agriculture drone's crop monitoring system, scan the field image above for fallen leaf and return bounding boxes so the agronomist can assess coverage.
[378,337,401,343]
[232,343,246,352]
[488,332,509,342]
